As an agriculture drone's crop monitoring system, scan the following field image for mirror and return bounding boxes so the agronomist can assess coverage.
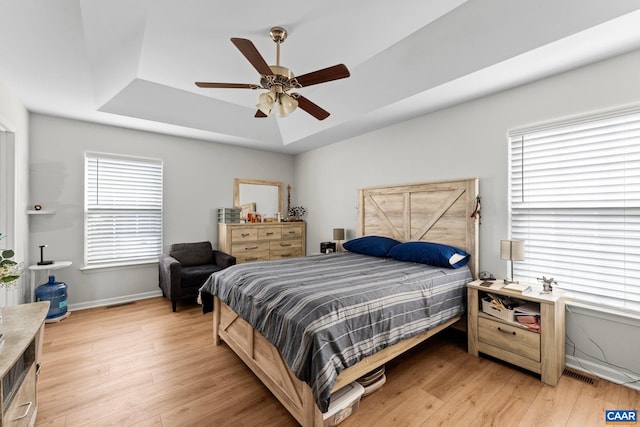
[234,178,284,221]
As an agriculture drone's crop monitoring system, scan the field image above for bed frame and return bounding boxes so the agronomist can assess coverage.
[212,178,479,426]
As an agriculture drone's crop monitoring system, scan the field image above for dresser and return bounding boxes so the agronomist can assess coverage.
[218,222,306,264]
[1,301,49,426]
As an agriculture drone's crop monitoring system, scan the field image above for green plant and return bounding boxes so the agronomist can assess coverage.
[1,249,22,285]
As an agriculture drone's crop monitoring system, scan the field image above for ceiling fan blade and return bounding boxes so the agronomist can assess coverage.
[295,64,350,88]
[255,110,268,118]
[294,95,330,120]
[231,38,273,76]
[195,82,259,89]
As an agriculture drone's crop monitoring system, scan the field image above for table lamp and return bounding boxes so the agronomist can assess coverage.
[333,228,345,252]
[500,239,524,284]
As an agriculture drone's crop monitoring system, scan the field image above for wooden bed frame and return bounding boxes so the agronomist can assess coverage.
[212,178,479,426]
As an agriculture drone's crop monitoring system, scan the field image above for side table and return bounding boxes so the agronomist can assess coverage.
[28,261,72,303]
[467,279,567,385]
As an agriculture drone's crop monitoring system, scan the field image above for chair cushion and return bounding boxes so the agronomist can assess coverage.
[180,264,225,289]
[170,241,214,267]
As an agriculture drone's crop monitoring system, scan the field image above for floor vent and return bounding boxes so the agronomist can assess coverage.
[563,368,598,386]
[105,301,136,309]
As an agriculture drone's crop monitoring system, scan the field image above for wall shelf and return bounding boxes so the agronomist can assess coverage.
[26,209,55,215]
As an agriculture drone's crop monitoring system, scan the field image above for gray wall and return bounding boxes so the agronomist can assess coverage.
[28,114,295,309]
[295,48,640,388]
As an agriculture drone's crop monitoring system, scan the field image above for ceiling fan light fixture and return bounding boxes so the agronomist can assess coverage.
[277,92,298,117]
[257,90,276,115]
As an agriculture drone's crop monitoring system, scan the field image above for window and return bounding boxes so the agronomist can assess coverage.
[85,153,163,267]
[508,106,640,312]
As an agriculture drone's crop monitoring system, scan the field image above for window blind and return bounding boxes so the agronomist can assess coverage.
[508,106,640,312]
[85,153,163,266]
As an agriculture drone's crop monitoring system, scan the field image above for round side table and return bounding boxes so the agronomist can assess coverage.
[28,261,72,303]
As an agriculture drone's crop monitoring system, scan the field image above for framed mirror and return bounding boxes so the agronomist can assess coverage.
[234,178,284,220]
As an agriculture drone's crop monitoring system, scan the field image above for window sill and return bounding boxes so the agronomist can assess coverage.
[81,259,158,273]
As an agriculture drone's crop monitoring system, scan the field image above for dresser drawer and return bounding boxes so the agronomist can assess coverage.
[478,316,540,362]
[270,240,303,259]
[232,241,270,263]
[258,227,282,240]
[231,228,258,242]
[281,226,303,239]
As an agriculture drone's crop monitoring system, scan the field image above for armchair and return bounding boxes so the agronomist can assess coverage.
[159,241,235,312]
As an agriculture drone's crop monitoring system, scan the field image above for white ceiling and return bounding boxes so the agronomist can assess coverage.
[2,1,640,154]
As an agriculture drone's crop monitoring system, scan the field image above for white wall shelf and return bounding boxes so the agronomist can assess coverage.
[26,209,56,215]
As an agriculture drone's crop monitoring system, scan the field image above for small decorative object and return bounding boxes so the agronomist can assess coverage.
[287,206,306,221]
[537,276,557,294]
[1,248,23,287]
[37,244,54,266]
[34,204,42,211]
[500,239,525,284]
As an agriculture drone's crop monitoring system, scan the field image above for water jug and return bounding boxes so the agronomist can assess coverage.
[35,275,68,319]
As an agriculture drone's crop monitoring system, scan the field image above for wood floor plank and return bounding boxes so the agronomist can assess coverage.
[35,297,638,427]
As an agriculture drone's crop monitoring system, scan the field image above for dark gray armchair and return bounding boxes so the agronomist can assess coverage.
[159,241,235,312]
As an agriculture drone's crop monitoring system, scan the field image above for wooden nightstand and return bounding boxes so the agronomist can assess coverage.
[467,279,567,385]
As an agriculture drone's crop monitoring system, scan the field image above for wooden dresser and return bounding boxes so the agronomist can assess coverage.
[218,222,306,264]
[1,301,49,427]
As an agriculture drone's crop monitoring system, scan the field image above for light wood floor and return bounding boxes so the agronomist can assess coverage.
[36,297,638,426]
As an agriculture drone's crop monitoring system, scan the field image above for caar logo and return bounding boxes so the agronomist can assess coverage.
[606,410,637,424]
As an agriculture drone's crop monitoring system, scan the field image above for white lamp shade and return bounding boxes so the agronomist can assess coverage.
[257,91,276,115]
[277,93,298,117]
[500,240,525,261]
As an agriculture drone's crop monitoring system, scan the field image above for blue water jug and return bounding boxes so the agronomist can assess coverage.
[35,275,68,319]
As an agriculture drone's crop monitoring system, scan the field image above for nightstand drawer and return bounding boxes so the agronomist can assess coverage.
[478,316,540,362]
[4,364,37,427]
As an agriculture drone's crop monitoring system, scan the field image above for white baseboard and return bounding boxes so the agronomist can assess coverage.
[566,355,640,391]
[68,290,163,311]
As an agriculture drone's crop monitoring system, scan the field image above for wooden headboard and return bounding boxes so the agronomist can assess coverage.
[358,178,479,278]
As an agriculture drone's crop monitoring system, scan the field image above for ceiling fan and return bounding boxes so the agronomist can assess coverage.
[195,26,350,120]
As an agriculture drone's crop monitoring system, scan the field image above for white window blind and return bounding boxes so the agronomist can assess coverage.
[509,106,640,312]
[85,153,163,266]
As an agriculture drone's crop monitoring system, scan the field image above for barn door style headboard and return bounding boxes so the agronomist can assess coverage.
[358,178,480,278]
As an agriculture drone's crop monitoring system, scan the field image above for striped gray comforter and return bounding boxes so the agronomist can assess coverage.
[200,252,471,412]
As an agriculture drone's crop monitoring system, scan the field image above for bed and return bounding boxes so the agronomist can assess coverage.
[201,178,479,426]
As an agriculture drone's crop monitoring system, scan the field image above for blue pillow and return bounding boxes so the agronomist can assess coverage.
[342,235,401,257]
[388,241,470,268]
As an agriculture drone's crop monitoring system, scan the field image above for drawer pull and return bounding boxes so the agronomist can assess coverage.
[288,231,296,234]
[245,246,259,250]
[280,243,293,247]
[241,233,250,237]
[12,401,33,421]
[280,254,292,257]
[245,257,258,261]
[497,327,516,336]
[266,232,274,235]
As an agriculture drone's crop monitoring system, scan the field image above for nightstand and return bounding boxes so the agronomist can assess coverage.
[467,279,567,385]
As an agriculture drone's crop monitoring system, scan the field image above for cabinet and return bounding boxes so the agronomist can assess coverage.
[467,280,567,385]
[1,301,49,426]
[218,222,306,264]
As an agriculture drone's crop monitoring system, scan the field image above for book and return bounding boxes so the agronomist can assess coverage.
[503,283,531,293]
